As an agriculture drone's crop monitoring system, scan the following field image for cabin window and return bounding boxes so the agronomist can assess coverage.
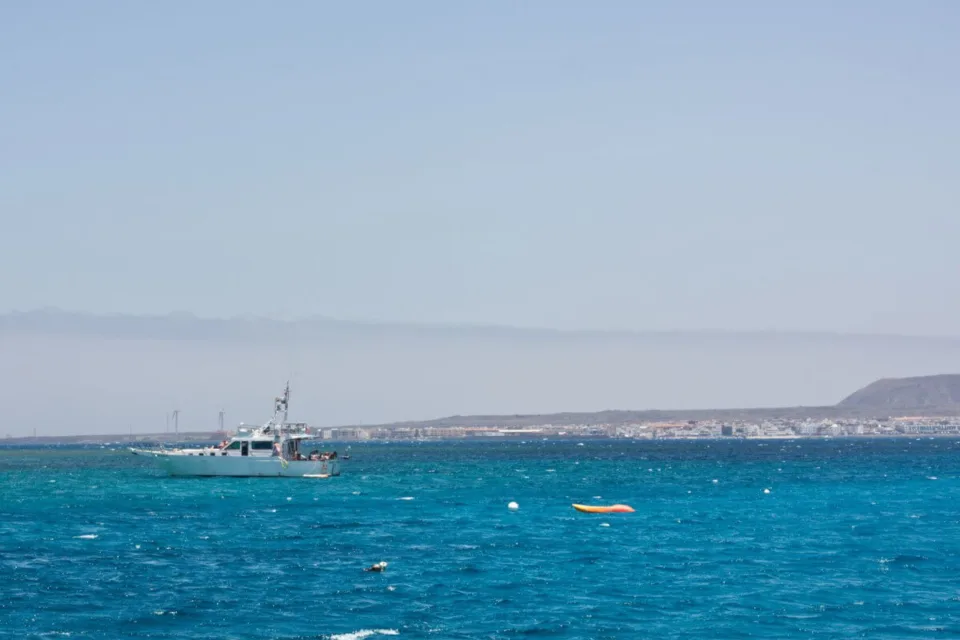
[251,441,274,451]
[224,441,241,450]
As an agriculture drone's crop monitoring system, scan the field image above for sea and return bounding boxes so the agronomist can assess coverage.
[2,438,959,639]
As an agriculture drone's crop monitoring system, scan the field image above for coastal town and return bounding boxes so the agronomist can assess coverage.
[8,415,959,446]
[320,415,960,441]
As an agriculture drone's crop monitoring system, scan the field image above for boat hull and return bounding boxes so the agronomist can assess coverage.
[135,451,341,478]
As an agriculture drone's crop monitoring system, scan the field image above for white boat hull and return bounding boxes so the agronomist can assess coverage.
[133,450,341,478]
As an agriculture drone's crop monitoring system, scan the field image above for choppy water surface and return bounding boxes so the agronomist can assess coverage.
[2,438,960,639]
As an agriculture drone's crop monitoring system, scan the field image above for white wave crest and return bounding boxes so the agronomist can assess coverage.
[330,630,399,640]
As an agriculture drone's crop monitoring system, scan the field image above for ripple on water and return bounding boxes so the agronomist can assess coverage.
[1,439,960,638]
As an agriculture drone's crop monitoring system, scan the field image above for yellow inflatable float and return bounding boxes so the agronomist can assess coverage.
[572,503,635,513]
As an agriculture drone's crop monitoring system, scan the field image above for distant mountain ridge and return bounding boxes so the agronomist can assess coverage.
[355,374,960,429]
[838,374,960,411]
[3,308,959,345]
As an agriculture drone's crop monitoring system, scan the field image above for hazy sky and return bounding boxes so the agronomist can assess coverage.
[2,1,959,334]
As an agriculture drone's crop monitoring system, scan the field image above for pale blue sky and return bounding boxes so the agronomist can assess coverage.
[2,1,959,334]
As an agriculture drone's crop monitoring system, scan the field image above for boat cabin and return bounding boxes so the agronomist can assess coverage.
[219,437,275,456]
[199,434,337,461]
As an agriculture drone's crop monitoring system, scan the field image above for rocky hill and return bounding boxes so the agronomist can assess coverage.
[837,374,960,411]
[368,375,960,429]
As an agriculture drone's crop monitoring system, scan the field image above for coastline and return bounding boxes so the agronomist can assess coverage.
[4,431,960,447]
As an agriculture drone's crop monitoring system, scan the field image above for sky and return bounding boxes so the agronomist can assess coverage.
[2,1,959,335]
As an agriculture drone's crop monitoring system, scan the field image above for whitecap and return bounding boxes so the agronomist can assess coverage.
[74,534,98,540]
[330,630,399,640]
[398,497,414,501]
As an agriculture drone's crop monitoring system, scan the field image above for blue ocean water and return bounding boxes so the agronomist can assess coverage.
[2,438,959,639]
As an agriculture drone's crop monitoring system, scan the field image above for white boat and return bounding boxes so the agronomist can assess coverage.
[131,383,342,478]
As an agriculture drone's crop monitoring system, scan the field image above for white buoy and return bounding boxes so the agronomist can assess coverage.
[508,501,519,510]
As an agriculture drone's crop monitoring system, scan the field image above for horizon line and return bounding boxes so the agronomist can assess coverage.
[4,307,960,342]
[6,385,960,439]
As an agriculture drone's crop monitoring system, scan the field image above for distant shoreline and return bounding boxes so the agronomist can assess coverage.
[6,376,960,442]
[4,431,960,447]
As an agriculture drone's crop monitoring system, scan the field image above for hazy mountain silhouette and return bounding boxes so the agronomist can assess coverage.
[3,309,960,436]
[838,374,960,411]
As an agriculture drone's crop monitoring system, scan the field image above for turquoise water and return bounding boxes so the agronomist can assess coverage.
[2,438,959,639]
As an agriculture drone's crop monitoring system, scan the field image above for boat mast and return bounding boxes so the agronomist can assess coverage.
[272,382,291,458]
[274,384,290,425]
